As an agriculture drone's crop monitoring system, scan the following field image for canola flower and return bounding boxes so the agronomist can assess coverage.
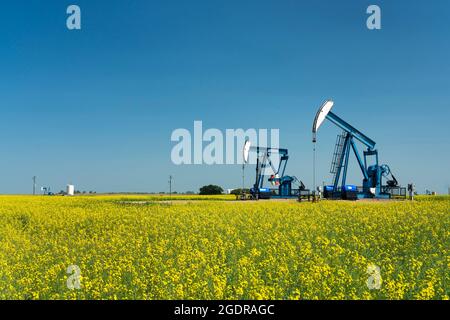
[0,195,448,300]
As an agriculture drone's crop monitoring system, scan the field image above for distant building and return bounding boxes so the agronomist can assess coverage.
[67,184,75,196]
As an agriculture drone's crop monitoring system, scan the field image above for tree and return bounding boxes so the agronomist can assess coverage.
[199,185,223,195]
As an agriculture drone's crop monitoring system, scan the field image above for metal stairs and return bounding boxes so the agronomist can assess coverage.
[330,132,347,184]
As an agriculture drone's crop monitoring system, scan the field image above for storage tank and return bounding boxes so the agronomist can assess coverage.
[67,184,75,196]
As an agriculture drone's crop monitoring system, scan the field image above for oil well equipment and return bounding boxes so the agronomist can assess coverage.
[312,100,406,200]
[242,139,310,200]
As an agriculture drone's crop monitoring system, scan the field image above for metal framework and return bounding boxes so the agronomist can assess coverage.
[313,100,402,199]
[246,144,308,199]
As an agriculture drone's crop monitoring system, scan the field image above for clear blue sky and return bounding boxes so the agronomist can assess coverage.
[0,0,449,194]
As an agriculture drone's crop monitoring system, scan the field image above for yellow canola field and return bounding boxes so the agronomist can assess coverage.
[0,195,448,300]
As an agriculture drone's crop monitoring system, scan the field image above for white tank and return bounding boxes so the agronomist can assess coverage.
[67,184,75,196]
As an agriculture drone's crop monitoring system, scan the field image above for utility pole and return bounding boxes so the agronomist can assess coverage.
[32,176,37,195]
[169,175,173,197]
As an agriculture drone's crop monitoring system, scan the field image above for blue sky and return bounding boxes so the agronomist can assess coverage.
[0,0,449,194]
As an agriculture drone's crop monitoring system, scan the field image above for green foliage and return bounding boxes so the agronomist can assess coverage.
[199,185,223,195]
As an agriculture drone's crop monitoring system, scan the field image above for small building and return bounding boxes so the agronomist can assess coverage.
[67,184,75,196]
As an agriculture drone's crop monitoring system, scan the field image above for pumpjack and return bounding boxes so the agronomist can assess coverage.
[243,140,309,200]
[312,100,404,199]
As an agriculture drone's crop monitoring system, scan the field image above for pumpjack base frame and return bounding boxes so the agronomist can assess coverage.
[249,188,312,201]
[325,191,393,200]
